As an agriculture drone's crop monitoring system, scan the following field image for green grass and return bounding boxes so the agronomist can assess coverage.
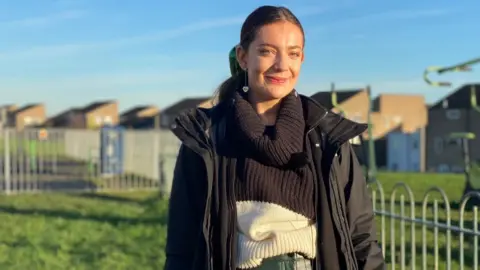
[0,172,477,269]
[0,191,167,269]
[0,138,65,157]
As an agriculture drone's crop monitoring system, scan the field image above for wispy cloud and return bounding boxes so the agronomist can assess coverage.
[3,5,331,60]
[0,10,87,28]
[312,8,453,34]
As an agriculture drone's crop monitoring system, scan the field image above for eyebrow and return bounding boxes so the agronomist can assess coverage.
[258,43,303,50]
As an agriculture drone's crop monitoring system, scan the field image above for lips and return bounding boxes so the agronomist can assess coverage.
[265,76,288,84]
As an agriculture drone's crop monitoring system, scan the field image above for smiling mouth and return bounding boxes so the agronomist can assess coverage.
[265,76,288,84]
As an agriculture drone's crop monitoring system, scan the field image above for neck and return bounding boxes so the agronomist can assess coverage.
[249,94,282,125]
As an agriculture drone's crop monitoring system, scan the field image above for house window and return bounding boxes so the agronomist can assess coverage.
[104,116,112,125]
[446,109,460,120]
[447,138,462,146]
[24,116,32,125]
[433,137,444,154]
[95,116,102,125]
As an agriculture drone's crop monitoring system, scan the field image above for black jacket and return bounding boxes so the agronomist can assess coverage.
[164,94,386,270]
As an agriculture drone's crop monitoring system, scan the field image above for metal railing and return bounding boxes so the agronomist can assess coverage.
[0,128,180,194]
[370,180,479,270]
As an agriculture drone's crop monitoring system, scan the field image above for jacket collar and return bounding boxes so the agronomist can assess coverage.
[171,93,367,153]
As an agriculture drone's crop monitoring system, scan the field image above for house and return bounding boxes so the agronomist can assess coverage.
[426,83,480,173]
[43,108,86,128]
[0,104,17,128]
[119,105,160,128]
[5,103,46,130]
[159,97,214,129]
[311,88,369,122]
[43,100,118,129]
[373,94,427,172]
[310,89,428,172]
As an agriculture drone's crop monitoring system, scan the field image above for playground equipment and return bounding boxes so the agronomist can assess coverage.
[330,83,377,183]
[423,56,480,192]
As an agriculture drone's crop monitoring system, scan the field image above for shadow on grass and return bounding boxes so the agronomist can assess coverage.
[74,192,146,204]
[0,205,167,226]
[385,241,477,267]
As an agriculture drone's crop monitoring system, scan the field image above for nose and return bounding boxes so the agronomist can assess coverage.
[274,52,289,71]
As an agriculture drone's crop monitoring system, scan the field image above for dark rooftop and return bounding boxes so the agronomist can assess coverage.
[161,97,211,115]
[429,83,480,110]
[310,89,363,110]
[80,100,115,113]
[120,105,154,117]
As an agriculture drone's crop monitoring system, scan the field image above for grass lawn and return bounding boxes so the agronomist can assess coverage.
[0,191,167,270]
[0,172,477,269]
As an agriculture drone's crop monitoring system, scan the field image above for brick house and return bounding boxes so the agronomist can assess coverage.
[43,100,118,129]
[5,103,46,130]
[119,105,160,129]
[310,89,427,171]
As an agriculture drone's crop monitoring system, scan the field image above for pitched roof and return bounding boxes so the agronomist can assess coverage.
[310,89,363,110]
[80,100,115,113]
[14,103,43,114]
[120,105,151,117]
[429,83,480,109]
[161,97,211,115]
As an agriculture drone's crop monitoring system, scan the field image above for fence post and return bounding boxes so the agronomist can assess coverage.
[3,129,11,195]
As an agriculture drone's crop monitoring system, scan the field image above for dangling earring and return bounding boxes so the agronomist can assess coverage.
[242,68,249,93]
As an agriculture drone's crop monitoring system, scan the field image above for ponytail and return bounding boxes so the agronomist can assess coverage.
[213,46,246,104]
[215,69,245,104]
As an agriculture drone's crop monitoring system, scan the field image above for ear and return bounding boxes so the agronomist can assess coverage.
[235,45,248,70]
[301,51,305,63]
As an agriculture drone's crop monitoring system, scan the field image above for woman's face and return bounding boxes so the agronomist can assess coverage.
[237,21,304,101]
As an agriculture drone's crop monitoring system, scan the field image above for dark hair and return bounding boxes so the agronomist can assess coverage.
[215,5,305,103]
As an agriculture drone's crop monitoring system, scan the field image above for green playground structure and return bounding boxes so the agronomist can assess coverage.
[423,56,480,191]
[330,83,377,183]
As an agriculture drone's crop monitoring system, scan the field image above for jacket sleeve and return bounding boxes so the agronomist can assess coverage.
[164,144,207,270]
[342,143,386,270]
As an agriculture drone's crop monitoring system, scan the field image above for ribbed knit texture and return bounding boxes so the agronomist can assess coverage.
[235,201,316,269]
[232,90,315,220]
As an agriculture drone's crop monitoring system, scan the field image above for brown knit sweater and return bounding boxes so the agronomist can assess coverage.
[230,90,316,220]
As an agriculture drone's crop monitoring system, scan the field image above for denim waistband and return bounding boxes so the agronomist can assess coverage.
[254,254,312,270]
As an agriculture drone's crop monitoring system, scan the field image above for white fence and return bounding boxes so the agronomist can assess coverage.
[0,128,180,193]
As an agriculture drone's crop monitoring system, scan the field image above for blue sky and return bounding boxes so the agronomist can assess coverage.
[1,0,480,115]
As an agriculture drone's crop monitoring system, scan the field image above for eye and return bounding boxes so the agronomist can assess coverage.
[289,51,301,58]
[259,48,274,56]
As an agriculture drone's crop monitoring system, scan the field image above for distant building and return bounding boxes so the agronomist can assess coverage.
[119,105,160,129]
[43,100,118,129]
[310,89,427,172]
[159,97,214,129]
[426,83,480,173]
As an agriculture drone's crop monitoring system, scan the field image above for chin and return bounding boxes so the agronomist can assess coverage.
[263,86,293,100]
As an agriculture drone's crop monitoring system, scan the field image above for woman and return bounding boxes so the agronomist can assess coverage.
[165,5,385,270]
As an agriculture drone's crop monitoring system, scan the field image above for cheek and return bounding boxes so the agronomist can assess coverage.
[248,56,274,74]
[289,61,303,78]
